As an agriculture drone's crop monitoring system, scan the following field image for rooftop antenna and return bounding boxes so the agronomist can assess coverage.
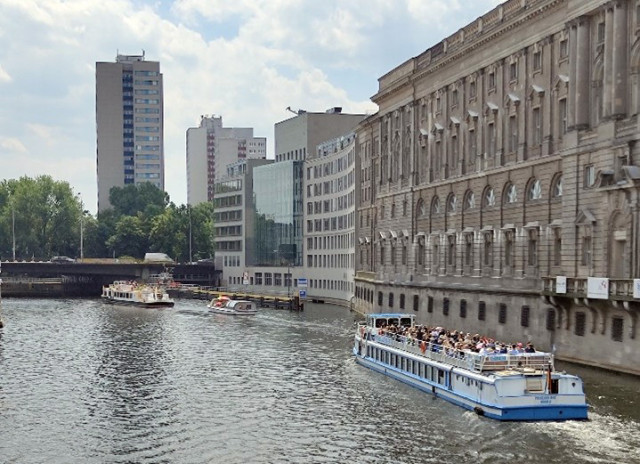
[286,106,306,115]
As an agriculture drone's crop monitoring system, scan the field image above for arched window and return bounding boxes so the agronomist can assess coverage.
[431,196,441,215]
[447,194,457,214]
[527,179,542,201]
[504,183,518,204]
[551,174,563,198]
[464,190,476,211]
[483,187,495,209]
[416,198,426,217]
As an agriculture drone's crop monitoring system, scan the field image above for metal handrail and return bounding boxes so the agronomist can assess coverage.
[358,324,553,373]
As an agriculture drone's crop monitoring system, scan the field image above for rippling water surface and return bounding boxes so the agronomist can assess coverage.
[0,298,638,464]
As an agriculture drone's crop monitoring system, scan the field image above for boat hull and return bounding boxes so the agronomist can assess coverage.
[102,297,174,308]
[354,348,588,422]
[208,307,257,316]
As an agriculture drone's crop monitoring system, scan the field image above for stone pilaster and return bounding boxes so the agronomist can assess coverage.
[575,17,591,129]
[612,0,628,118]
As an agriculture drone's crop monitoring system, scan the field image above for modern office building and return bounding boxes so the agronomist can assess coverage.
[213,158,272,286]
[275,108,366,162]
[303,132,357,303]
[220,109,365,296]
[186,115,266,206]
[354,0,640,375]
[96,53,164,212]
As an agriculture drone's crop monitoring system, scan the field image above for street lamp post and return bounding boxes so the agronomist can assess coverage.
[78,194,84,261]
[11,205,15,261]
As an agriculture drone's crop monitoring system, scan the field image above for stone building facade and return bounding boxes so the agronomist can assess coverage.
[354,0,640,375]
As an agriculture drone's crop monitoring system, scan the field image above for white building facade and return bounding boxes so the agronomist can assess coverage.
[303,132,357,303]
[186,115,266,206]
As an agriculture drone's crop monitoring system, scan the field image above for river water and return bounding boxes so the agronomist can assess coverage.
[0,298,638,464]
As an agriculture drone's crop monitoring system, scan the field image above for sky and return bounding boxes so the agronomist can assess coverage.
[0,0,502,214]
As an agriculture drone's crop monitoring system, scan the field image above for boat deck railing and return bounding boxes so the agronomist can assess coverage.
[359,324,553,374]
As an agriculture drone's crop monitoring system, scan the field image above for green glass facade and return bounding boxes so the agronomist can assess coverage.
[250,161,303,266]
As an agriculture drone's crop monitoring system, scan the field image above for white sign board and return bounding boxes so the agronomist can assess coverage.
[587,277,609,300]
[555,276,567,294]
[298,278,308,287]
[242,271,249,285]
[634,279,640,299]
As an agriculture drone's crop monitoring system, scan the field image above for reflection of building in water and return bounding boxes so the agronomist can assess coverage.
[354,0,640,375]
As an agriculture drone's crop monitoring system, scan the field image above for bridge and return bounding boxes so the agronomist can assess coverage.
[0,260,221,297]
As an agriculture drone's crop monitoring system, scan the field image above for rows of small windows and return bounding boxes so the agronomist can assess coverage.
[134,71,159,76]
[135,89,159,95]
[224,256,241,267]
[136,154,160,160]
[307,171,355,198]
[214,240,242,251]
[306,233,353,251]
[307,150,355,180]
[357,290,629,343]
[306,253,353,269]
[215,225,242,237]
[365,226,560,273]
[134,79,159,86]
[213,210,242,222]
[136,163,160,170]
[306,191,354,215]
[306,212,354,233]
[214,194,242,208]
[366,345,449,387]
[277,147,306,162]
[135,173,159,179]
[135,98,160,104]
[412,175,562,218]
[215,180,242,193]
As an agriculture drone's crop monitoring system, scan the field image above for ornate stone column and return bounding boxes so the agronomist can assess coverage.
[568,23,578,130]
[603,5,614,119]
[612,0,628,118]
[575,17,591,129]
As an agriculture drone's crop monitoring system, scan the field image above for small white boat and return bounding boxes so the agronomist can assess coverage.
[354,313,588,421]
[208,297,257,316]
[101,281,175,307]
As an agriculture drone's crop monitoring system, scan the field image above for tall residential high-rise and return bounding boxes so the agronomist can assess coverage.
[96,53,164,212]
[186,115,266,206]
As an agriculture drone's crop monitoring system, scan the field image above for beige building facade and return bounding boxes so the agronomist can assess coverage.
[354,0,640,375]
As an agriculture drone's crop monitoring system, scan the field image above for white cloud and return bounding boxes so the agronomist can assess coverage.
[0,64,11,83]
[0,0,503,212]
[0,136,27,154]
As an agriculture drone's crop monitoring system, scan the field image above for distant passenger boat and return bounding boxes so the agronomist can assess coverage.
[101,281,175,308]
[208,296,257,316]
[354,313,588,421]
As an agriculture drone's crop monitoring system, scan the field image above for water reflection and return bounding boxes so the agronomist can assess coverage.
[0,299,637,464]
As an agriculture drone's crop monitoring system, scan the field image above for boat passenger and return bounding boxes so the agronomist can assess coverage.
[524,342,536,353]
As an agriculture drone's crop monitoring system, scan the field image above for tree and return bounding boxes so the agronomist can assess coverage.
[106,215,148,258]
[0,176,81,260]
[108,183,169,217]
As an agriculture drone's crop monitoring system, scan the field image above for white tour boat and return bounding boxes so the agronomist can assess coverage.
[101,281,175,307]
[354,313,588,421]
[208,296,258,316]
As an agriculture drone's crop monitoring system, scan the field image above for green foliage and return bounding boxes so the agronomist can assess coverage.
[0,177,215,263]
[0,176,82,260]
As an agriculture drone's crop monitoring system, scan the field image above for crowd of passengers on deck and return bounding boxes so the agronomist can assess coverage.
[369,323,537,357]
